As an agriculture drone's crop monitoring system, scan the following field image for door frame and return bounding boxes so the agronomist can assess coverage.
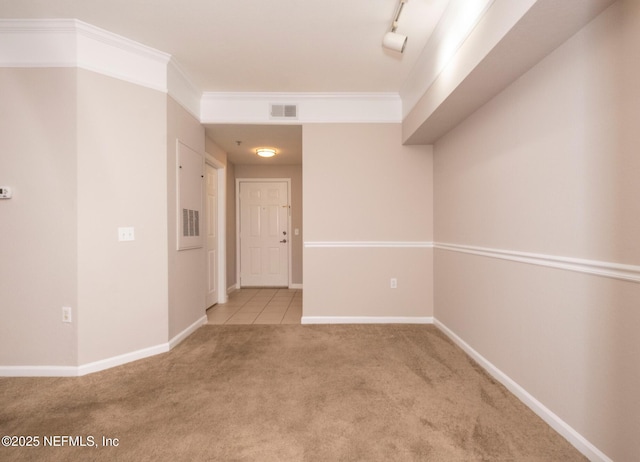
[206,156,227,305]
[236,178,292,288]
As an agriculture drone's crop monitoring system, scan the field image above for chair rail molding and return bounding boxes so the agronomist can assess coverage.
[435,242,640,284]
[304,241,434,248]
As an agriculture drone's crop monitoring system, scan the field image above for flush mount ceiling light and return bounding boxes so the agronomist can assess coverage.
[256,148,276,158]
[382,0,408,53]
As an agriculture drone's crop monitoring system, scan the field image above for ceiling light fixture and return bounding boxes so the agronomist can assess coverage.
[256,148,276,158]
[382,0,408,53]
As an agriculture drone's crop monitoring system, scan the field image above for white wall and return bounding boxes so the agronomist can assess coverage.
[433,2,640,460]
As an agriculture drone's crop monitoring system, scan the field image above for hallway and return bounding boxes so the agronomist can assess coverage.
[207,288,302,325]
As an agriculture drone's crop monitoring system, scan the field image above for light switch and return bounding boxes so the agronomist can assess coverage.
[118,227,135,241]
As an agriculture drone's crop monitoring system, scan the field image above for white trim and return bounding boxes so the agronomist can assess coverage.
[168,58,201,119]
[201,92,402,124]
[435,242,640,284]
[1,20,401,124]
[304,241,433,248]
[0,19,77,67]
[168,315,207,350]
[0,343,169,377]
[302,316,433,325]
[289,283,303,290]
[0,19,171,92]
[434,319,613,462]
[0,19,203,115]
[74,20,170,92]
[205,156,228,305]
[77,343,170,376]
[0,365,79,378]
[227,283,239,294]
[0,316,206,377]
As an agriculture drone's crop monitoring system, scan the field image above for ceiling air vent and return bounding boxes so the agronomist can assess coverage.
[270,104,298,119]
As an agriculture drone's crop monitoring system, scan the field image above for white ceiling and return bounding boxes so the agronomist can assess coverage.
[207,124,302,165]
[0,0,450,165]
[2,0,615,163]
[0,0,449,92]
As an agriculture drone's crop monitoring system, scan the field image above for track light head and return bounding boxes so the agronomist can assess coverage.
[382,31,408,53]
[382,0,408,53]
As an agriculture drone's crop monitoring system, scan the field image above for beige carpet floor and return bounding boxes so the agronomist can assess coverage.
[0,325,586,461]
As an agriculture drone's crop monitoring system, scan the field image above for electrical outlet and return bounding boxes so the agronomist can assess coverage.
[118,227,135,241]
[62,306,72,323]
[0,186,12,199]
[390,278,398,289]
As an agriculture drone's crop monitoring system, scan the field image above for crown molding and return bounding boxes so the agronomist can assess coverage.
[74,20,170,92]
[1,19,401,124]
[167,58,201,119]
[0,19,171,92]
[203,92,401,100]
[0,18,201,109]
[200,91,402,124]
[0,19,77,67]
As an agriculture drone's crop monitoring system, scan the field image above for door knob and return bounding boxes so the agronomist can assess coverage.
[280,239,287,243]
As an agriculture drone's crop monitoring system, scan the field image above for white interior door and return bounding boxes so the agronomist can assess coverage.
[239,181,289,287]
[206,163,218,307]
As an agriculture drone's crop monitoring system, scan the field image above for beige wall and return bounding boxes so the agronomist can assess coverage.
[433,2,640,460]
[0,68,78,366]
[0,68,171,368]
[303,124,433,318]
[167,96,206,339]
[226,161,237,289]
[205,136,227,166]
[77,70,168,364]
[234,164,303,286]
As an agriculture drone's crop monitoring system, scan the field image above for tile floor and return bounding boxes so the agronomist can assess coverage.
[207,288,302,325]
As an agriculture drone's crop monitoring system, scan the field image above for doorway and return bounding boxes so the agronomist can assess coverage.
[237,179,291,287]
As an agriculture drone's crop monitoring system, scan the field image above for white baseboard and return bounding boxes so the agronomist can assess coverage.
[0,365,79,377]
[434,319,612,462]
[227,283,239,294]
[301,316,433,325]
[77,343,170,376]
[0,315,207,377]
[289,283,303,289]
[168,315,207,350]
[0,343,170,377]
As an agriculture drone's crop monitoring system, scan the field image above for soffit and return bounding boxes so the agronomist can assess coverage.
[402,0,616,145]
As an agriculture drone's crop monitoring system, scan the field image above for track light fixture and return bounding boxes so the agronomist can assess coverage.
[382,0,408,53]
